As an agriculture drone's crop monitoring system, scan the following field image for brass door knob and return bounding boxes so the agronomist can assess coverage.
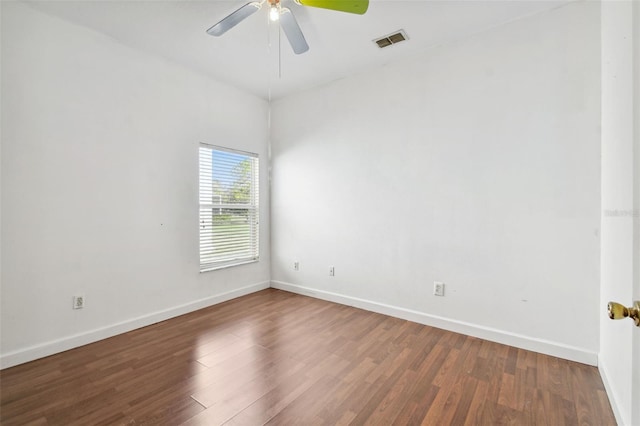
[607,301,640,327]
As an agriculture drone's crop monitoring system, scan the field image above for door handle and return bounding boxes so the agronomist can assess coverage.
[607,301,640,327]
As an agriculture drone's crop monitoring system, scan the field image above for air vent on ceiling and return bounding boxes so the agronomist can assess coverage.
[374,30,408,49]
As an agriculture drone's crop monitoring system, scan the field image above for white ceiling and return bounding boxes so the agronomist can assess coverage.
[25,0,572,100]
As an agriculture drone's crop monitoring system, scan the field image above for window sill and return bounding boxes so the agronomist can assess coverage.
[199,258,259,273]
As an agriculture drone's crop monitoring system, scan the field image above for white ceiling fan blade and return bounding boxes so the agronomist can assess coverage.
[279,8,309,55]
[207,2,262,37]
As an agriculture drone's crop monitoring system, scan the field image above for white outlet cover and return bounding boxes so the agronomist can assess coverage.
[433,282,445,296]
[73,295,84,309]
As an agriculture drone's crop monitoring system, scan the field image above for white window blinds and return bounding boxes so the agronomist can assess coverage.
[199,144,259,271]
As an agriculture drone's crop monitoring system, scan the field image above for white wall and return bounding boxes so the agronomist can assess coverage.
[270,1,601,364]
[599,1,640,424]
[0,0,3,365]
[0,2,270,368]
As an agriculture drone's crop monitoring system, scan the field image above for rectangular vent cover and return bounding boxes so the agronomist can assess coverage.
[374,30,408,48]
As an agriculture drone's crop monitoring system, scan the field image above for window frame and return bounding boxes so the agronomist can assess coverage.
[199,143,260,272]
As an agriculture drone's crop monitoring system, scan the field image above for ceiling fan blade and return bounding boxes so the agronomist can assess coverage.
[279,8,309,55]
[206,2,262,37]
[295,0,368,15]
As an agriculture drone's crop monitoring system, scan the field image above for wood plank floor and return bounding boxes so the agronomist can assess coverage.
[0,289,615,425]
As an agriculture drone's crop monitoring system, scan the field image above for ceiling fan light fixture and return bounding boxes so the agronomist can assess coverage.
[269,4,280,21]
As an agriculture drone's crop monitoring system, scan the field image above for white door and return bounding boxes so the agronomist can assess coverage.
[600,1,639,425]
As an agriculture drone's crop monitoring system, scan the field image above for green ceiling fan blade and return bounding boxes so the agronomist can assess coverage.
[295,0,369,15]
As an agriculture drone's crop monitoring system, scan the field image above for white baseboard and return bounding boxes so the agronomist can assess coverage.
[2,280,598,370]
[271,280,598,366]
[598,360,625,426]
[0,281,270,369]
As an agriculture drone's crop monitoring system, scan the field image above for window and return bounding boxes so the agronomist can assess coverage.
[199,144,259,271]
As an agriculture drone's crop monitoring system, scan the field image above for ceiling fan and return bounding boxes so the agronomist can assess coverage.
[206,0,369,55]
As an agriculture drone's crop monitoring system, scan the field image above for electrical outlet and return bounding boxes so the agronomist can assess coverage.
[294,261,299,271]
[433,282,445,296]
[72,295,84,309]
[329,266,335,277]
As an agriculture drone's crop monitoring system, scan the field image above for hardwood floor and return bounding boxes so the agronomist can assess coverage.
[0,289,615,425]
